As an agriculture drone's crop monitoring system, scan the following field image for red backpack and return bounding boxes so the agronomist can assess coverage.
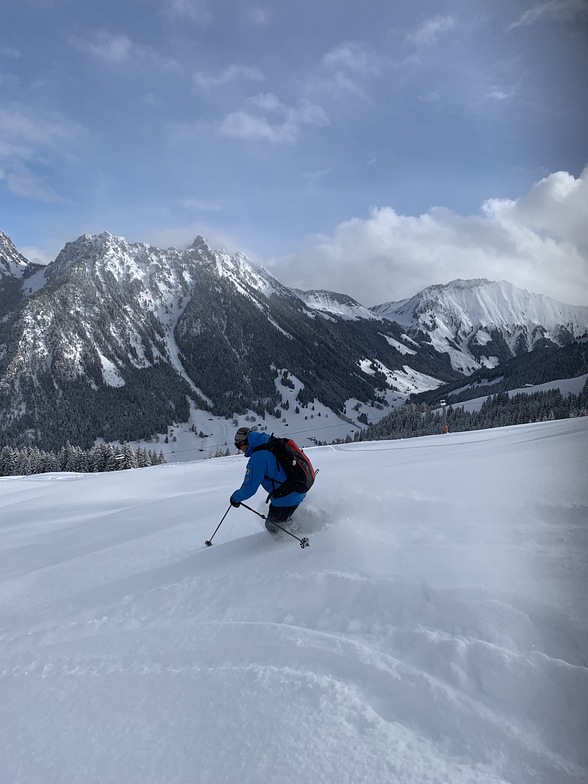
[252,435,316,498]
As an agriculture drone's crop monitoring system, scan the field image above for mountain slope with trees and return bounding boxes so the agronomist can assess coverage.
[1,230,587,452]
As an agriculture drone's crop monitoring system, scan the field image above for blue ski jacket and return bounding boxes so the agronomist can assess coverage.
[231,430,307,507]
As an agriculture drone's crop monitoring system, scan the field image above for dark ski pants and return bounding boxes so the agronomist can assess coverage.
[265,504,299,535]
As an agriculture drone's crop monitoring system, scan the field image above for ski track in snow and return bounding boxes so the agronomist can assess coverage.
[0,419,587,784]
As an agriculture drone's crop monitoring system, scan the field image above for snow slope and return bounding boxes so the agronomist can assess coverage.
[1,419,587,784]
[291,288,380,321]
[375,278,588,335]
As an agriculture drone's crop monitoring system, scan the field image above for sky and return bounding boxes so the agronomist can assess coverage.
[1,417,587,783]
[1,0,588,306]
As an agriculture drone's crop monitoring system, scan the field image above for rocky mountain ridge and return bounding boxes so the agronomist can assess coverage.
[0,231,34,279]
[372,278,588,373]
[1,230,586,451]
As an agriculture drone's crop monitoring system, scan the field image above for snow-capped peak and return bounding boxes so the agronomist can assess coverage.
[0,231,33,280]
[373,278,588,374]
[189,235,212,254]
[375,278,588,330]
[211,246,297,304]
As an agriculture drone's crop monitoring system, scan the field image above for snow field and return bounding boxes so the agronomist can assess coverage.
[0,419,587,783]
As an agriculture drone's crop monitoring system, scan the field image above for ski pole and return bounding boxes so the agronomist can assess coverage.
[239,502,310,549]
[204,505,232,547]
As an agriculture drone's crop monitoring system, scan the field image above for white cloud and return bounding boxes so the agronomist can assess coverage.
[487,87,513,101]
[483,170,588,255]
[418,90,441,102]
[485,68,524,104]
[17,245,55,265]
[253,93,299,112]
[194,65,264,89]
[322,43,375,75]
[177,198,222,213]
[2,164,62,202]
[162,0,212,25]
[70,31,182,74]
[308,70,368,101]
[312,42,377,101]
[0,108,80,202]
[0,46,21,58]
[0,109,74,148]
[509,0,588,29]
[303,169,330,186]
[220,94,328,144]
[143,223,252,257]
[76,32,133,62]
[243,7,271,26]
[220,112,294,143]
[408,15,456,46]
[271,169,588,307]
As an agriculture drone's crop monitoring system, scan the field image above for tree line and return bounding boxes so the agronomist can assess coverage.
[333,383,588,444]
[414,341,588,408]
[0,442,166,477]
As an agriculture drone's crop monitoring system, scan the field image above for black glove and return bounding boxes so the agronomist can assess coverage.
[230,496,240,508]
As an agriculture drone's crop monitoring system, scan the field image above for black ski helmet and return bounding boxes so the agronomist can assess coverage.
[234,426,251,448]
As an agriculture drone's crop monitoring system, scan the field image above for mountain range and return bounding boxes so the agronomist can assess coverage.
[1,229,587,452]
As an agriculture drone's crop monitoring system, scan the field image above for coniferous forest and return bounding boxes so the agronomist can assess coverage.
[0,442,166,477]
[2,383,586,476]
[346,383,588,444]
[3,383,587,475]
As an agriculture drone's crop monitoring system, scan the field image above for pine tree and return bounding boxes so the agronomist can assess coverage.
[120,443,138,470]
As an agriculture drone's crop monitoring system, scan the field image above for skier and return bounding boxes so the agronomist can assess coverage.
[230,427,308,536]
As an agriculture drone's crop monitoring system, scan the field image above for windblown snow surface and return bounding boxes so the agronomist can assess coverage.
[1,419,587,784]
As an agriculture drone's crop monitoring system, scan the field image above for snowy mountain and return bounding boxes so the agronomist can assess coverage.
[1,230,587,453]
[1,417,587,783]
[373,279,588,373]
[0,231,456,451]
[291,288,379,321]
[0,231,34,280]
[0,232,41,326]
